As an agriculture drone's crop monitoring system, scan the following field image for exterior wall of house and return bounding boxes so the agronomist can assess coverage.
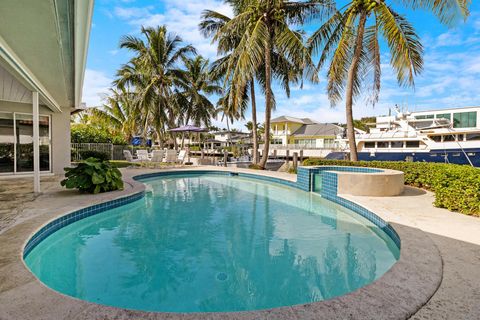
[0,100,70,174]
[214,132,230,142]
[51,110,71,173]
[271,121,304,146]
[287,135,336,148]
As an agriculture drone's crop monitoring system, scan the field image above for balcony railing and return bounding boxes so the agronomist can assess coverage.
[259,143,341,150]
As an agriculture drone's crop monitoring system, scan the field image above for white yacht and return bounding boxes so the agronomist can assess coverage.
[327,106,480,166]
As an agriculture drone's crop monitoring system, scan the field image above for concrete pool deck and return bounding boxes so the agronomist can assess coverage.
[0,166,479,319]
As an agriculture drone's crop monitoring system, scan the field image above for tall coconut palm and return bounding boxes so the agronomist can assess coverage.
[309,0,470,161]
[216,85,250,146]
[88,88,139,142]
[115,25,196,147]
[201,0,323,167]
[174,56,223,128]
[200,9,261,163]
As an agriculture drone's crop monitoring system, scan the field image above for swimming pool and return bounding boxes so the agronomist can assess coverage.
[24,172,399,313]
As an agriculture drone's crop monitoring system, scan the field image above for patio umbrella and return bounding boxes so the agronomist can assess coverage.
[168,125,208,151]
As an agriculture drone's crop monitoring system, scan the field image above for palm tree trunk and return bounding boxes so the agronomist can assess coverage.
[181,115,190,149]
[225,117,230,147]
[259,36,273,169]
[345,11,367,162]
[156,129,164,148]
[250,80,258,164]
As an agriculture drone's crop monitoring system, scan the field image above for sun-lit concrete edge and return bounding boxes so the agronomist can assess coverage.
[0,166,442,320]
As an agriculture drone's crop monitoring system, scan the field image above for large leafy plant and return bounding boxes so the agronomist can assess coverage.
[61,158,124,194]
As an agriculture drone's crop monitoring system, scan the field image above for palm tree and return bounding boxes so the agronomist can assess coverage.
[309,0,470,161]
[200,9,260,163]
[174,56,222,128]
[115,25,196,148]
[172,55,222,147]
[87,88,139,142]
[201,0,323,168]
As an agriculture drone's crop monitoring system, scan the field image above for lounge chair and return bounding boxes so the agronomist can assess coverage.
[123,150,135,162]
[164,150,178,163]
[177,150,187,164]
[123,150,143,167]
[136,149,150,161]
[151,150,165,163]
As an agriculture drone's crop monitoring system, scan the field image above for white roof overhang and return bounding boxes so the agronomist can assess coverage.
[0,0,93,112]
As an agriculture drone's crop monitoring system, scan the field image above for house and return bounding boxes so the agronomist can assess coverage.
[212,131,251,146]
[270,116,343,149]
[0,1,94,192]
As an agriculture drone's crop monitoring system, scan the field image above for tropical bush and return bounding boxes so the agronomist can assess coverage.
[71,124,128,145]
[302,159,480,216]
[61,158,124,194]
[79,150,110,161]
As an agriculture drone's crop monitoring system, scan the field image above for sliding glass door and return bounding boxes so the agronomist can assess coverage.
[0,112,50,174]
[0,112,14,173]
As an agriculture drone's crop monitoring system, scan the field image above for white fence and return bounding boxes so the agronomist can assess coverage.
[71,143,134,161]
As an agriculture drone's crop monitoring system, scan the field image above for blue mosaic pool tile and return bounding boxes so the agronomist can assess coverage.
[23,191,145,258]
[298,166,401,249]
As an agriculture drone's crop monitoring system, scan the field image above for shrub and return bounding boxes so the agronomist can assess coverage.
[302,159,480,216]
[248,164,263,170]
[79,150,110,161]
[71,124,128,144]
[61,158,124,194]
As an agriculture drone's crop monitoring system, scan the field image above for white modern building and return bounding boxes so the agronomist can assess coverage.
[0,1,94,191]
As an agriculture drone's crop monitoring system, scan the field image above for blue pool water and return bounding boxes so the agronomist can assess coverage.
[25,173,399,312]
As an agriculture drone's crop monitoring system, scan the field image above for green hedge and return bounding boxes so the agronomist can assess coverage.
[302,159,480,216]
[79,150,110,161]
[71,124,127,145]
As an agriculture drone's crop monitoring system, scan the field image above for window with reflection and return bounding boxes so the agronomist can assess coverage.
[453,112,477,128]
[466,133,480,141]
[0,112,14,173]
[406,141,420,148]
[390,141,403,148]
[430,135,442,142]
[443,134,455,142]
[0,112,51,174]
[15,114,50,172]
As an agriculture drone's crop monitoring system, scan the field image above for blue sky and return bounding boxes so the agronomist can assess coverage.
[83,0,480,129]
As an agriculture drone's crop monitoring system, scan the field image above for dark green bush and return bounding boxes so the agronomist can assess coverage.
[61,158,124,194]
[302,159,480,216]
[79,150,110,161]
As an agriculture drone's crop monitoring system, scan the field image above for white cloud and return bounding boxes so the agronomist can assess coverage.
[81,69,112,107]
[113,1,233,59]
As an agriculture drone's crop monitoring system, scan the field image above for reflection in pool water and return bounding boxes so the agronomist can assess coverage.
[25,174,399,312]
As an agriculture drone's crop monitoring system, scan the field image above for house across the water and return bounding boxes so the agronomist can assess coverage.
[262,116,344,158]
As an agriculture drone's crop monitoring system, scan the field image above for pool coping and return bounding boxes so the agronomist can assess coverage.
[1,166,442,320]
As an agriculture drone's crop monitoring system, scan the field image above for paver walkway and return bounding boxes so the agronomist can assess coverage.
[344,189,480,320]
